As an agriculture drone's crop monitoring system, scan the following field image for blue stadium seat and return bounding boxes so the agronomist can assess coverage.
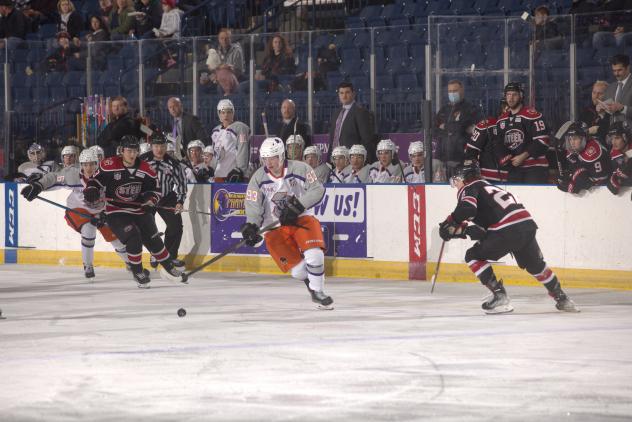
[381,4,402,20]
[475,0,503,15]
[352,31,371,49]
[313,33,332,50]
[359,5,383,21]
[396,73,419,91]
[413,2,428,17]
[402,1,417,18]
[425,0,452,15]
[377,74,395,92]
[345,16,364,29]
[50,85,68,101]
[451,0,477,15]
[389,17,410,28]
[68,85,86,98]
[366,16,386,27]
[62,71,83,86]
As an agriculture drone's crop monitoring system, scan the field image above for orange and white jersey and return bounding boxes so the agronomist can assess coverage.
[245,159,325,228]
[37,164,105,215]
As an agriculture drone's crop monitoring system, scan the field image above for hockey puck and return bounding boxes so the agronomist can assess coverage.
[177,308,186,317]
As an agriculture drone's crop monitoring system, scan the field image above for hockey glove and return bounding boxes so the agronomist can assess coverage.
[279,196,305,226]
[464,224,486,241]
[607,173,621,195]
[439,217,466,242]
[240,222,263,247]
[21,182,43,202]
[83,186,100,203]
[226,168,244,183]
[568,168,590,194]
[90,212,107,228]
[26,172,43,183]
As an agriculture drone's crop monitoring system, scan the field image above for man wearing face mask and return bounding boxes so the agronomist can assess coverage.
[434,80,481,179]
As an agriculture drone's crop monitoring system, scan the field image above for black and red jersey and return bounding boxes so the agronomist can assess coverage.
[451,179,536,232]
[495,106,550,169]
[86,155,160,215]
[564,139,611,192]
[465,117,508,182]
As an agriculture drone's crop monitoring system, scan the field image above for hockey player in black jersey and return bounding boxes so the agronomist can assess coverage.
[83,135,186,287]
[557,121,611,194]
[439,161,579,313]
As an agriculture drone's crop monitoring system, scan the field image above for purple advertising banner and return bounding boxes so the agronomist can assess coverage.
[210,183,367,258]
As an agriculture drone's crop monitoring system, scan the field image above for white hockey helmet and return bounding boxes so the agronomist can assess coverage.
[27,143,45,162]
[79,148,99,164]
[331,145,350,161]
[166,141,175,153]
[285,134,305,147]
[349,144,367,159]
[187,139,205,150]
[61,145,78,157]
[377,139,396,154]
[89,145,104,160]
[303,145,321,160]
[217,99,235,118]
[203,145,214,154]
[139,142,151,155]
[408,141,425,157]
[260,137,285,162]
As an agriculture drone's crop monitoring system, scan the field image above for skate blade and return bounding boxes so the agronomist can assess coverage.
[136,283,151,289]
[484,304,514,315]
[558,305,581,313]
[317,304,334,310]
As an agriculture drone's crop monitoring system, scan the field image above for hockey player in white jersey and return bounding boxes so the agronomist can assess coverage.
[403,141,425,183]
[15,143,59,182]
[303,145,331,184]
[211,99,251,182]
[60,145,79,168]
[241,137,333,309]
[346,144,371,183]
[183,140,213,183]
[20,148,129,278]
[329,146,352,183]
[285,134,305,160]
[369,139,403,183]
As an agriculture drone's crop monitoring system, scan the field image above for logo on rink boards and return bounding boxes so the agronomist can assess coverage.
[213,188,246,222]
[5,183,18,263]
[313,186,365,223]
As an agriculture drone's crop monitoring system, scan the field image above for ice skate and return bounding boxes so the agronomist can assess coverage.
[83,264,95,279]
[150,256,159,270]
[159,264,187,284]
[303,280,334,310]
[171,258,186,270]
[482,281,513,314]
[552,292,580,313]
[133,269,151,289]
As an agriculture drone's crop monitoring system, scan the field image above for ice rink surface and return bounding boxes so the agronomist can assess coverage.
[1,264,631,422]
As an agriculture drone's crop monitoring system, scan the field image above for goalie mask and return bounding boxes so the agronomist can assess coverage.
[27,143,45,163]
[450,160,481,188]
[564,121,588,153]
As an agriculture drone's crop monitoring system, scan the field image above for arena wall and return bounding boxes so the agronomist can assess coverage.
[1,182,630,290]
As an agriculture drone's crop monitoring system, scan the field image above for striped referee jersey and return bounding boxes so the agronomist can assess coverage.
[140,151,188,204]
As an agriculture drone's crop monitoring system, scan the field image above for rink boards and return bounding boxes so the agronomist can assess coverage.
[0,181,630,289]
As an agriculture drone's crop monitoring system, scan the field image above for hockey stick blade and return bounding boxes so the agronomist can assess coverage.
[430,240,446,294]
[181,222,279,282]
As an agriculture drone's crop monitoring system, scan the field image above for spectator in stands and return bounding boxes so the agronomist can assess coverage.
[274,99,312,148]
[291,43,340,92]
[257,33,296,81]
[96,96,143,156]
[109,0,134,40]
[55,0,83,44]
[215,65,240,96]
[592,1,632,48]
[152,0,181,38]
[45,31,83,72]
[579,80,610,144]
[20,0,57,28]
[215,28,245,80]
[433,79,480,178]
[86,15,109,42]
[131,0,162,39]
[98,0,112,26]
[532,5,563,50]
[167,97,208,160]
[0,0,29,41]
[328,82,376,163]
[604,54,632,123]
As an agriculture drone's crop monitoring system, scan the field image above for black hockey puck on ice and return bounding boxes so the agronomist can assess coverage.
[177,308,186,317]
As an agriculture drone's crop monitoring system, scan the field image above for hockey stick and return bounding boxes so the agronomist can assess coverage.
[35,195,95,220]
[430,240,446,294]
[261,112,269,137]
[181,222,279,282]
[553,120,573,178]
[105,198,212,216]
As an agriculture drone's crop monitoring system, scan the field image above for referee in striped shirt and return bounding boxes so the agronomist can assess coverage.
[140,133,188,268]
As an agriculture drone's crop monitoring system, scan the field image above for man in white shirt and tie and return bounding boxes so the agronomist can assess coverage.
[604,54,632,123]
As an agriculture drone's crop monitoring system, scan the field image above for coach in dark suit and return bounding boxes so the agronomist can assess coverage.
[274,99,312,147]
[603,54,632,123]
[167,97,208,159]
[328,82,376,162]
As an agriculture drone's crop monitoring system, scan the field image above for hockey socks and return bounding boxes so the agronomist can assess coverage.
[81,224,96,278]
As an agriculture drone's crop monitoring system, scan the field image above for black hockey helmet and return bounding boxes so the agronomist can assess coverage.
[607,120,631,146]
[149,132,167,144]
[504,82,524,97]
[451,160,481,186]
[564,121,588,152]
[119,135,140,150]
